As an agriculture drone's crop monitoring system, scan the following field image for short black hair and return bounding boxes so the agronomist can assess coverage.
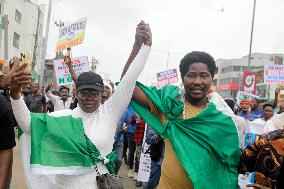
[224,98,236,112]
[179,51,216,80]
[252,97,261,103]
[59,86,70,92]
[263,103,274,110]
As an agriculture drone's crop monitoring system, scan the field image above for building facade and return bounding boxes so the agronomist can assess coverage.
[0,0,44,74]
[215,53,284,101]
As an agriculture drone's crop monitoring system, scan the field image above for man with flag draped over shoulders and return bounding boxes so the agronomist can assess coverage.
[123,45,245,188]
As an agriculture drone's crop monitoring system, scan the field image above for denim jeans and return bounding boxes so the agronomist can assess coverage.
[112,140,124,174]
[127,132,136,169]
[143,161,161,189]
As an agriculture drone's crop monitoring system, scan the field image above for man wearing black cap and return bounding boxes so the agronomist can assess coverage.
[8,21,152,188]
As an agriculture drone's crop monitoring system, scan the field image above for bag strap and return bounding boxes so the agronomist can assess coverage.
[83,130,101,176]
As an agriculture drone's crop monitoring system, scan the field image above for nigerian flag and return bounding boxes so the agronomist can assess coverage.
[18,114,116,189]
[131,82,240,189]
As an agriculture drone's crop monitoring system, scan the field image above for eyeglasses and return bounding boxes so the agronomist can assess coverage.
[78,90,101,100]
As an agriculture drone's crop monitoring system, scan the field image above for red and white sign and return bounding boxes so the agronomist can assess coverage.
[218,83,239,91]
[243,71,257,94]
[54,56,90,86]
[156,69,178,88]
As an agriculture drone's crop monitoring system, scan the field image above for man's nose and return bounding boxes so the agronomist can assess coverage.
[193,76,202,85]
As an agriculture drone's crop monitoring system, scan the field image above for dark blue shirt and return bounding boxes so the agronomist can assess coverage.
[239,111,259,120]
[250,108,263,119]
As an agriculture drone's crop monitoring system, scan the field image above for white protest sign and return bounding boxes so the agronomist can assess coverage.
[54,56,90,86]
[56,18,87,52]
[137,124,151,182]
[264,64,284,84]
[156,69,179,88]
[236,91,259,105]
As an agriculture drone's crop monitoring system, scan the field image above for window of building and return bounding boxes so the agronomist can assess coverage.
[13,32,20,48]
[219,78,232,85]
[221,66,233,74]
[232,78,240,83]
[233,66,241,72]
[15,9,22,23]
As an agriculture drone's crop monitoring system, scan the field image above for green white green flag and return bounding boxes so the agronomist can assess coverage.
[131,82,240,189]
[18,113,116,188]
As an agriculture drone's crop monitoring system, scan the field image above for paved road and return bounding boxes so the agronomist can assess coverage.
[11,139,141,189]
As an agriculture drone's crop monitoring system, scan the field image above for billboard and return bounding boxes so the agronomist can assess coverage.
[218,83,239,91]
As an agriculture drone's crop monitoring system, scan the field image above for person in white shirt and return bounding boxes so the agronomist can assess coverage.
[45,84,73,111]
[8,21,152,189]
[246,103,284,136]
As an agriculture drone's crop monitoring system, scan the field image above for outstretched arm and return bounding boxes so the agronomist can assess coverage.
[65,57,78,84]
[45,83,59,103]
[120,21,152,109]
[272,87,280,109]
[104,21,152,122]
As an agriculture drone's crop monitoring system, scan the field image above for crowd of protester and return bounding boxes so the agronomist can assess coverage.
[0,21,283,189]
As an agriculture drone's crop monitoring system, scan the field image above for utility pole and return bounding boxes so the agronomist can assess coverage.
[166,51,170,71]
[248,0,256,69]
[39,0,52,87]
[32,6,41,71]
[0,15,3,53]
[3,14,8,68]
[91,56,99,72]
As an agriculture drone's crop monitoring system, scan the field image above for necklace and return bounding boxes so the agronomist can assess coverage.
[182,95,210,119]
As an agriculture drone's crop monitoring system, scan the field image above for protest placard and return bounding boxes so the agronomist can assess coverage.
[156,68,178,88]
[54,56,90,86]
[137,124,151,182]
[264,64,284,84]
[243,71,257,94]
[56,18,87,52]
[236,91,259,105]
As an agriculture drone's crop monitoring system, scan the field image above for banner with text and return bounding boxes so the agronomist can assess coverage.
[156,68,178,88]
[264,64,284,84]
[243,71,257,94]
[137,124,151,182]
[56,18,87,52]
[236,91,259,105]
[54,56,90,86]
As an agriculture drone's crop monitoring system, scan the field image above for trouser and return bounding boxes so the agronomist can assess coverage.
[122,133,128,160]
[134,144,142,173]
[127,132,136,169]
[143,161,161,189]
[112,140,124,174]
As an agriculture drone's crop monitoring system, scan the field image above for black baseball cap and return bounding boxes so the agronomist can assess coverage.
[76,71,104,92]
